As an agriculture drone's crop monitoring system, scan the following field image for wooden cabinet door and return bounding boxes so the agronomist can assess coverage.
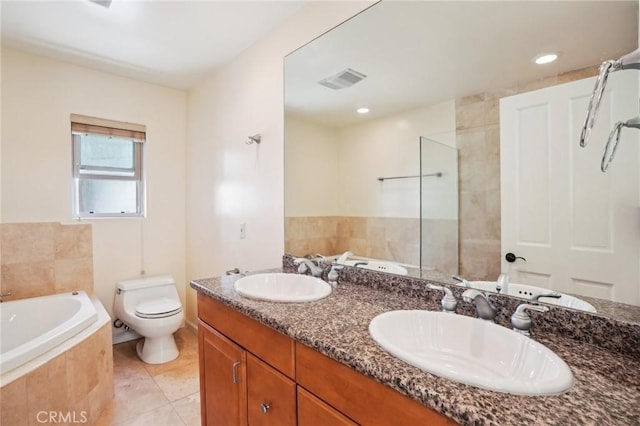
[199,321,247,426]
[298,387,358,426]
[246,353,296,426]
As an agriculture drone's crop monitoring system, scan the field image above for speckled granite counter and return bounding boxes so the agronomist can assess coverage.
[191,269,640,426]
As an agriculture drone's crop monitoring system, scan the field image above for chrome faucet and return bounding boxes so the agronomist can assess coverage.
[511,304,549,336]
[451,275,470,288]
[496,273,510,294]
[427,284,457,313]
[336,251,353,264]
[531,291,562,301]
[0,292,12,303]
[293,258,324,278]
[462,289,497,321]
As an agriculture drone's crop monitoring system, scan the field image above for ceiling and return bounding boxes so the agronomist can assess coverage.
[285,1,639,128]
[1,0,305,89]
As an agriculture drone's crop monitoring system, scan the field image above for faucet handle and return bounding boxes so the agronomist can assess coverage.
[451,275,470,288]
[427,284,457,313]
[294,257,313,274]
[327,265,343,287]
[511,304,549,336]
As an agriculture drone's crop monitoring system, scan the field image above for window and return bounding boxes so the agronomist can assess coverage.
[71,115,145,218]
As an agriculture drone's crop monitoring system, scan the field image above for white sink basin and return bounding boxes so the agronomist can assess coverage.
[369,310,573,395]
[234,273,332,303]
[463,281,596,313]
[343,260,408,275]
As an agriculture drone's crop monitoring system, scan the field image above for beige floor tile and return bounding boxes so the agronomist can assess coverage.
[172,392,201,426]
[110,377,170,424]
[114,402,186,426]
[152,362,200,402]
[102,328,201,425]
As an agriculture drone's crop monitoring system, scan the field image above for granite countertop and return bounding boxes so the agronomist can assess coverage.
[191,270,640,426]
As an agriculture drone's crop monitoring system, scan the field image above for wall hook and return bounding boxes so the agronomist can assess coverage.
[247,134,261,145]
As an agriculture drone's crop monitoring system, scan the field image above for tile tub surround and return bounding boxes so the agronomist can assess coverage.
[286,216,454,269]
[1,222,94,300]
[0,319,113,426]
[191,269,640,425]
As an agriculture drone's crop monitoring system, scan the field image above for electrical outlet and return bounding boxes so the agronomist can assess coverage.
[240,222,246,239]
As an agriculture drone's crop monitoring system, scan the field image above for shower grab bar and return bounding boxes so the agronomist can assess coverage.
[378,172,442,182]
[580,47,640,148]
[601,115,640,172]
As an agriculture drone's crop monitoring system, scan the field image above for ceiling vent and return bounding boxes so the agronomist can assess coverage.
[88,0,112,8]
[318,68,367,90]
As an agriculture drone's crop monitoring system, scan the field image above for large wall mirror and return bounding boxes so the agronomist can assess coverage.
[284,1,640,322]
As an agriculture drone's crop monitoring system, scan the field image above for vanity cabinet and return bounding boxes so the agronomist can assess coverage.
[197,292,455,426]
[199,322,247,425]
[297,387,356,426]
[247,353,297,426]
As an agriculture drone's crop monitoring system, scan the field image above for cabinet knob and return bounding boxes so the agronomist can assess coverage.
[260,403,270,414]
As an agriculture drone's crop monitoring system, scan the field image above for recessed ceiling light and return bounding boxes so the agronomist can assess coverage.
[534,53,558,65]
[357,107,370,114]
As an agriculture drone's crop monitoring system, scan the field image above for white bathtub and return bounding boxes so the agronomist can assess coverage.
[0,291,98,375]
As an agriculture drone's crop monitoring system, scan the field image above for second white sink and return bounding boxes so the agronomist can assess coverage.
[369,310,573,395]
[234,273,332,303]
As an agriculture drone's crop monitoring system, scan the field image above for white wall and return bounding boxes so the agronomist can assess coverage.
[284,114,340,217]
[186,2,374,323]
[285,102,456,220]
[336,101,456,218]
[1,48,187,331]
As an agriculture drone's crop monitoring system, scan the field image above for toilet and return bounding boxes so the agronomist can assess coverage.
[114,275,184,364]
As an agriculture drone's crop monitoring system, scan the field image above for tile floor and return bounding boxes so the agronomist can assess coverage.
[96,327,201,426]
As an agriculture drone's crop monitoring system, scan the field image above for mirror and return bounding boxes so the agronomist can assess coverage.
[284,1,640,321]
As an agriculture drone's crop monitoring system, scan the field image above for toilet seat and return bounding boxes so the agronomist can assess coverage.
[135,297,183,319]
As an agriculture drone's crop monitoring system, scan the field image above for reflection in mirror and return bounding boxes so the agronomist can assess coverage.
[419,137,458,275]
[284,1,640,322]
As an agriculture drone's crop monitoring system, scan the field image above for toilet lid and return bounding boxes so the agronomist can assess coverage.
[135,297,183,319]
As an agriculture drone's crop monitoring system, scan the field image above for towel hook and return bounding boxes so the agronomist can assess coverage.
[580,47,640,148]
[601,116,640,172]
[246,134,261,145]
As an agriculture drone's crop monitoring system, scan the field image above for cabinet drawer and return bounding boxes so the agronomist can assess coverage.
[198,293,295,378]
[298,387,357,426]
[296,342,457,425]
[247,353,296,426]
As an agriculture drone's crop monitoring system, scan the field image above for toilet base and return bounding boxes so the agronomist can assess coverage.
[136,335,179,364]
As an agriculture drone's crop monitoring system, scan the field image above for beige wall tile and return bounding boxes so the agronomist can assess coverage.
[26,354,68,425]
[1,261,55,299]
[54,258,94,294]
[67,333,99,403]
[1,222,55,265]
[456,101,485,130]
[55,224,92,260]
[1,376,28,426]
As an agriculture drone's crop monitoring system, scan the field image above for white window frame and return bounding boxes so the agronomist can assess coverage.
[71,115,146,218]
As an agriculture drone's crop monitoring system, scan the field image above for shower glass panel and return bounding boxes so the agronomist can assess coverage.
[419,136,458,276]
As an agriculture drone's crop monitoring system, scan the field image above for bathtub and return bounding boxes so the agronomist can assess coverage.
[1,292,114,424]
[0,291,98,375]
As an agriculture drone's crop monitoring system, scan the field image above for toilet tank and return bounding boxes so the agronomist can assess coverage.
[117,275,175,292]
[115,275,181,312]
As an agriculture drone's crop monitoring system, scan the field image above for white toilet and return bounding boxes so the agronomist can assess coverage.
[114,275,184,364]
